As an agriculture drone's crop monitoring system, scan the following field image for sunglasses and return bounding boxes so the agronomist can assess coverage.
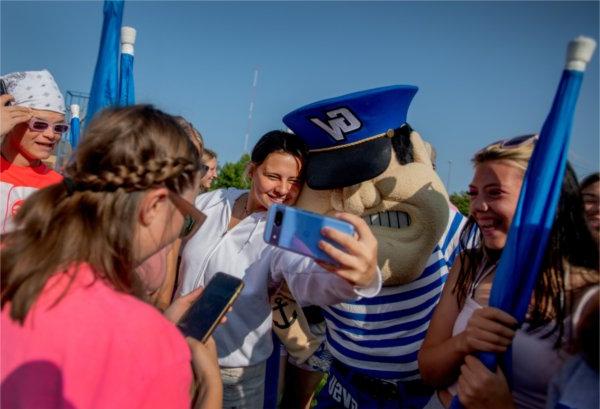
[477,134,538,155]
[168,192,207,239]
[28,118,70,134]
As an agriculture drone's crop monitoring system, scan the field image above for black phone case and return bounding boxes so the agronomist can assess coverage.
[177,272,244,342]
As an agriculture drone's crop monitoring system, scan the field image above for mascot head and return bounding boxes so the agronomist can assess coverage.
[284,86,449,286]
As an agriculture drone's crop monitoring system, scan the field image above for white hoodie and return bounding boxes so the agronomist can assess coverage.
[178,188,382,367]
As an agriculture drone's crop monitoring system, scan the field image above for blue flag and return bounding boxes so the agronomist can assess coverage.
[87,0,124,121]
[118,26,136,106]
[118,52,135,106]
[451,37,596,409]
[69,110,81,148]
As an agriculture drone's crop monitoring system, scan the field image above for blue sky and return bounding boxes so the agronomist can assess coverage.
[1,1,598,193]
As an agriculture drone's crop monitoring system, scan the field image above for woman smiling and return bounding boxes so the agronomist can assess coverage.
[178,130,381,408]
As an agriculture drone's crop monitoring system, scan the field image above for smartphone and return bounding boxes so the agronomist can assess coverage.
[0,79,11,106]
[264,204,356,264]
[177,272,244,343]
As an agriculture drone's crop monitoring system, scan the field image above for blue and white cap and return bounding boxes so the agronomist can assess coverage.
[283,85,417,190]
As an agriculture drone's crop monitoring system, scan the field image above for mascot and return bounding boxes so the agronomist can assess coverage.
[277,85,465,408]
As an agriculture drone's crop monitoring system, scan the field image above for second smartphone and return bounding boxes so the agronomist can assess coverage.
[264,204,355,265]
[177,272,244,343]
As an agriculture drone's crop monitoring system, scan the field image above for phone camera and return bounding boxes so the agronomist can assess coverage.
[274,211,283,226]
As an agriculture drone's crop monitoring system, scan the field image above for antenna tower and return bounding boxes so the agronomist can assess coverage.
[243,68,259,154]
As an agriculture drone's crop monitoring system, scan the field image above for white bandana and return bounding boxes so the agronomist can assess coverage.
[1,69,65,114]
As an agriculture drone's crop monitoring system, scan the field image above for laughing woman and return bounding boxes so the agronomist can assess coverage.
[418,135,598,409]
[178,130,382,409]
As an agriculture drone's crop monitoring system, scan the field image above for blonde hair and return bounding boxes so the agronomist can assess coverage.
[471,134,537,172]
[1,105,200,323]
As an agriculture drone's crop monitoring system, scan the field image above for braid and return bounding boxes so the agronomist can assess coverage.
[66,157,198,193]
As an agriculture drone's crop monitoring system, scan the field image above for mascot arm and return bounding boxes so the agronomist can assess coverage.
[269,248,382,307]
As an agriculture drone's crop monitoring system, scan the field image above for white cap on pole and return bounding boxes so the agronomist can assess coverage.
[121,26,137,56]
[71,104,80,119]
[566,36,596,71]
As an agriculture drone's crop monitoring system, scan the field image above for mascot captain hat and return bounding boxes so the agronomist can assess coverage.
[282,85,417,190]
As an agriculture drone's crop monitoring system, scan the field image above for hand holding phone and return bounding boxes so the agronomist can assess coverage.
[314,212,379,288]
[186,336,223,406]
[264,204,356,265]
[177,272,244,343]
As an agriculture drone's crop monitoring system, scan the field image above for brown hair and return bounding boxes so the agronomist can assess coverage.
[174,115,204,154]
[1,105,201,323]
[202,148,217,160]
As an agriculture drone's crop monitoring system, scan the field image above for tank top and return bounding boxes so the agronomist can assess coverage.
[447,260,570,409]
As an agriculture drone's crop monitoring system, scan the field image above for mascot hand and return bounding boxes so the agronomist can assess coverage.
[317,212,378,288]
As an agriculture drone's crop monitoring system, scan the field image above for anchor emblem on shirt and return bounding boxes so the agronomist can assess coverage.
[272,296,297,329]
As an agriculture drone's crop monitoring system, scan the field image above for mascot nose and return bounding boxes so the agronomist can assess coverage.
[330,181,382,214]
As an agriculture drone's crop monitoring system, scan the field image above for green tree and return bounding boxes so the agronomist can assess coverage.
[449,191,470,216]
[211,154,251,190]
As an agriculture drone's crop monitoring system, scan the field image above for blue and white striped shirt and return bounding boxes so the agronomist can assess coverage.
[322,208,465,380]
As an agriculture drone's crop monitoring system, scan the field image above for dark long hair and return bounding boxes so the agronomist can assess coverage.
[454,163,598,348]
[580,172,600,191]
[1,105,200,323]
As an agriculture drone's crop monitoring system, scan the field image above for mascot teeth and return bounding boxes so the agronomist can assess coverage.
[362,211,410,228]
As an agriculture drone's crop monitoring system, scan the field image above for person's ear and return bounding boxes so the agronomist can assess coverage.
[409,130,434,168]
[138,187,170,226]
[246,162,256,179]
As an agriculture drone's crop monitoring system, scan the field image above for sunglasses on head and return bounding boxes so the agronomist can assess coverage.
[168,191,207,239]
[28,118,69,134]
[477,134,538,155]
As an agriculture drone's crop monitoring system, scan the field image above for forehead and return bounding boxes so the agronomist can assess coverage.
[472,160,524,186]
[582,181,600,196]
[31,109,65,122]
[259,151,302,173]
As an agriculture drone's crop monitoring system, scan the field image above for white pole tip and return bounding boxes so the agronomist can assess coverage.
[121,26,137,45]
[71,104,80,117]
[566,36,597,71]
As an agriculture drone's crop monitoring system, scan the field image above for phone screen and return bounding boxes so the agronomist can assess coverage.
[264,204,355,264]
[177,272,244,342]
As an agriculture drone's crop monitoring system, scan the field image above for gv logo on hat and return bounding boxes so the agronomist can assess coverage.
[309,108,362,141]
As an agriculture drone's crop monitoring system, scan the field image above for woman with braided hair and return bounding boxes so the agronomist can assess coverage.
[1,105,222,409]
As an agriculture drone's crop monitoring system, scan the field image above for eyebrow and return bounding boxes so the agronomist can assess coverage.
[469,182,503,190]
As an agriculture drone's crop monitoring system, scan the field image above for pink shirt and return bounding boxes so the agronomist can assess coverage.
[1,264,192,408]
